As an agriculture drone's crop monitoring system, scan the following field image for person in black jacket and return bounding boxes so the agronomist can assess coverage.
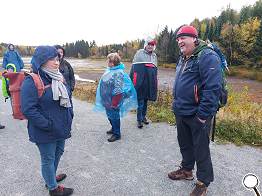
[130,37,158,129]
[168,25,222,196]
[55,45,75,93]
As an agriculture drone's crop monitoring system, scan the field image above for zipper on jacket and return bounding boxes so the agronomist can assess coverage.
[181,61,188,74]
[194,84,199,104]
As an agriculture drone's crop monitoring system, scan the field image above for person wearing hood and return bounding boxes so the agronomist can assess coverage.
[1,63,16,119]
[2,63,16,99]
[20,46,74,196]
[168,25,222,196]
[54,45,75,93]
[2,44,24,72]
[130,37,158,129]
[94,53,137,142]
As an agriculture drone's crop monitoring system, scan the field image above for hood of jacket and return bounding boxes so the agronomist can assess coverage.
[192,40,208,57]
[6,63,17,72]
[132,49,157,66]
[31,46,58,73]
[108,63,125,71]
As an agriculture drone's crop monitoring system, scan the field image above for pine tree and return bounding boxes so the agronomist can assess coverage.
[239,5,252,24]
[208,22,214,41]
[204,20,210,40]
[252,0,262,19]
[156,26,170,62]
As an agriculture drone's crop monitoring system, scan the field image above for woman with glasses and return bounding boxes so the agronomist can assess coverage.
[21,46,74,196]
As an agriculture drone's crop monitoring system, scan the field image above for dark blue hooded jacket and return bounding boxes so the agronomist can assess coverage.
[2,44,24,72]
[173,42,222,120]
[21,46,73,143]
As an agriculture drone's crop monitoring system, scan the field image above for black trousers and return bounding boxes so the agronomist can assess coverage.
[175,115,214,187]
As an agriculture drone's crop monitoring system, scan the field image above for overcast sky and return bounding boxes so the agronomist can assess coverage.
[0,0,258,46]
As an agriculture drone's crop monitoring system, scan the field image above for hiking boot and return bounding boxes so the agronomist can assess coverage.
[108,135,121,142]
[45,174,67,188]
[142,118,149,125]
[49,185,73,196]
[0,124,5,129]
[106,129,113,135]
[168,167,194,180]
[137,121,143,129]
[190,181,207,196]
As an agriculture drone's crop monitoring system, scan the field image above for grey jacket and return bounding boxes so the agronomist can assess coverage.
[132,49,157,67]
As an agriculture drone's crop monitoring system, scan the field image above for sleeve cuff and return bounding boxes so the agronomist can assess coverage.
[196,113,208,121]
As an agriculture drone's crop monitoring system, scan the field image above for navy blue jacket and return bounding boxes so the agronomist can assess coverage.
[21,69,73,143]
[173,44,222,120]
[130,64,157,101]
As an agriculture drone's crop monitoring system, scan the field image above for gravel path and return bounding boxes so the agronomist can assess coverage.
[0,85,261,195]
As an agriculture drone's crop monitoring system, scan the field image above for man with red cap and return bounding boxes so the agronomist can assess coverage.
[168,25,222,196]
[130,37,158,129]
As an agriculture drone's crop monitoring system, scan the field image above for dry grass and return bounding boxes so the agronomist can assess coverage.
[73,82,98,103]
[229,67,262,82]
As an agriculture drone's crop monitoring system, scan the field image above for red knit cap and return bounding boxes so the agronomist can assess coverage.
[176,25,198,38]
[148,40,157,45]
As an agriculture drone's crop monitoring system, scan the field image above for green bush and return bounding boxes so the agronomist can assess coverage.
[147,89,175,124]
[216,120,262,146]
[216,86,262,146]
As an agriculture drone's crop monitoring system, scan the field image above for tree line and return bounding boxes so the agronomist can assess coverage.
[1,0,261,68]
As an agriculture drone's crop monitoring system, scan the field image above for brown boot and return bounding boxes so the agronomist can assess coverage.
[190,181,207,196]
[168,167,194,180]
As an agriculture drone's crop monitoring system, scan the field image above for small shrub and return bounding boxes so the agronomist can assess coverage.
[216,87,262,146]
[73,82,97,102]
[147,89,175,125]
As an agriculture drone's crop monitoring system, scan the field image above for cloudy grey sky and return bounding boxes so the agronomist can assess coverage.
[0,0,257,46]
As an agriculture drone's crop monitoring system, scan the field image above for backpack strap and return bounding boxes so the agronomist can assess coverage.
[27,73,51,98]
